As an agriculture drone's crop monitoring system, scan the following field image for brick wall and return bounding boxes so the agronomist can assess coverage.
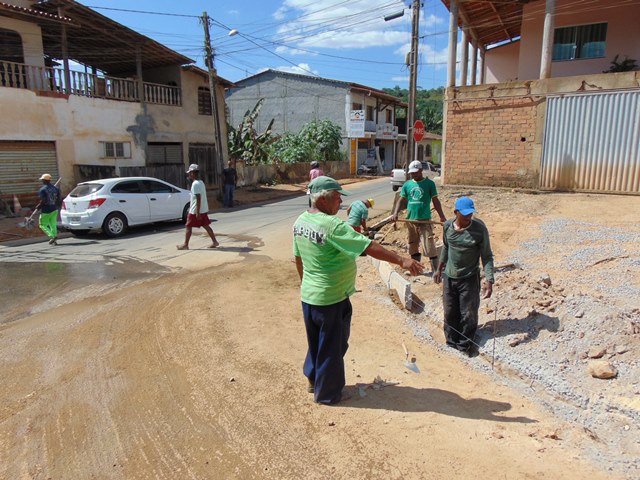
[444,97,543,188]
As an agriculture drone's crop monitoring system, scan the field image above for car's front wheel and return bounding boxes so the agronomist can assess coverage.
[102,212,127,238]
[392,185,399,192]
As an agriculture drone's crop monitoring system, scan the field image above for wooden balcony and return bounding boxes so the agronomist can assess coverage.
[0,60,181,106]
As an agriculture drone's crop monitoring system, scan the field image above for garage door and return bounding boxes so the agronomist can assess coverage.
[0,141,58,208]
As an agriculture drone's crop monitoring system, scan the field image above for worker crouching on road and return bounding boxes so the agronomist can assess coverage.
[433,197,494,357]
[346,198,374,233]
[293,176,423,405]
[391,160,446,274]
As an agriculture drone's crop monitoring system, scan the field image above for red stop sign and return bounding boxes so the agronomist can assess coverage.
[413,120,425,142]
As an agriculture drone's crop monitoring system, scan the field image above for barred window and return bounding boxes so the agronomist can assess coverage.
[198,86,212,115]
[101,141,131,159]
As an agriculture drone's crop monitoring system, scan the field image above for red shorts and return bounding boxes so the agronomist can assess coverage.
[186,213,211,228]
[350,225,362,233]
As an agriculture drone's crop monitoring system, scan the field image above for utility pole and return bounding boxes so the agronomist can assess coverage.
[201,12,224,186]
[407,0,421,167]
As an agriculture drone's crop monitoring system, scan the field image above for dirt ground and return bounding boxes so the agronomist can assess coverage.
[373,186,640,476]
[0,181,638,479]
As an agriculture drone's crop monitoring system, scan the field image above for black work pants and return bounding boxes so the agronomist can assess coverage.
[443,272,480,352]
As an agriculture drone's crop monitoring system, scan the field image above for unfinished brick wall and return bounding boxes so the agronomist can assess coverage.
[444,97,543,188]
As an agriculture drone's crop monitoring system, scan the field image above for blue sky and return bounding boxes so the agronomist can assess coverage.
[80,0,454,90]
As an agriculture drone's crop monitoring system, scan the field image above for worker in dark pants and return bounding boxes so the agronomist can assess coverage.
[434,197,494,357]
[293,176,423,405]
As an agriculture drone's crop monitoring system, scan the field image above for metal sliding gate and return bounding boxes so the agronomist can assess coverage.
[540,90,640,194]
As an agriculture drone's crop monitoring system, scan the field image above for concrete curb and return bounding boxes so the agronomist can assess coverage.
[368,257,413,310]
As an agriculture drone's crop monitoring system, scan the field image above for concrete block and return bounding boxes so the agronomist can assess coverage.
[368,257,413,310]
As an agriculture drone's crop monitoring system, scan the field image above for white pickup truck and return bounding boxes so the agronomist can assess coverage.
[390,161,441,191]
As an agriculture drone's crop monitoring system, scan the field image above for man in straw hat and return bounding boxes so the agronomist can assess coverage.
[293,176,423,405]
[35,173,61,245]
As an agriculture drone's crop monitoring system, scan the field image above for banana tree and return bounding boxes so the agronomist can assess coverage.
[228,98,276,164]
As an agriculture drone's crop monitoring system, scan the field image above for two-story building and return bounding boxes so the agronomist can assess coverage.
[0,0,232,205]
[440,0,639,194]
[225,69,407,173]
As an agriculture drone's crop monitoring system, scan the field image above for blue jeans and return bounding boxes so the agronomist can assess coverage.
[223,184,235,207]
[302,298,352,404]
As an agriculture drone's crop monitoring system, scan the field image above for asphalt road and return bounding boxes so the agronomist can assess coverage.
[0,177,394,322]
[0,177,394,268]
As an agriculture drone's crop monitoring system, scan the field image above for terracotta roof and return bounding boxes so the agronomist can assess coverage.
[25,0,194,75]
[181,65,235,88]
[440,0,534,48]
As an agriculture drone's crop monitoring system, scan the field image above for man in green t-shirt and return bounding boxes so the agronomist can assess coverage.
[391,160,447,273]
[434,197,494,357]
[346,198,374,233]
[293,176,423,405]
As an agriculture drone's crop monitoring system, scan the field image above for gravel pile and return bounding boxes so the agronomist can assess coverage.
[382,210,640,477]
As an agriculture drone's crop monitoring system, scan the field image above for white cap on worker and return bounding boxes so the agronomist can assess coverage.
[186,164,199,173]
[407,160,422,173]
[39,173,52,181]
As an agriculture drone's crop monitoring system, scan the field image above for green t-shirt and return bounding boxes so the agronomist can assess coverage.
[293,211,372,306]
[400,178,438,220]
[347,200,368,227]
[439,218,495,283]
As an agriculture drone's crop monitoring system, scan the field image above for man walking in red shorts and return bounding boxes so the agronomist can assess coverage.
[177,164,219,250]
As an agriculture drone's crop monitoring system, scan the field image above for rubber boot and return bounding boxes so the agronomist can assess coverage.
[411,253,421,262]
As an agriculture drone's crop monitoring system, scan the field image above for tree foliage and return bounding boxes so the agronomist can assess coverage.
[227,98,276,165]
[382,86,444,134]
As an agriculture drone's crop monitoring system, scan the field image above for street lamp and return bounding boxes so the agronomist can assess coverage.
[385,2,420,167]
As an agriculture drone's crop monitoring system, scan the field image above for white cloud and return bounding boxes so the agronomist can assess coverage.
[274,63,319,76]
[275,45,316,56]
[228,9,239,15]
[394,41,450,70]
[391,76,409,82]
[422,14,444,29]
[271,0,409,50]
[273,6,288,21]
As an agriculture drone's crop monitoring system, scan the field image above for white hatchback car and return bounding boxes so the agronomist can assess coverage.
[61,177,192,237]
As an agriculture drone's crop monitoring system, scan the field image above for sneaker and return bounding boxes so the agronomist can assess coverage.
[48,236,57,245]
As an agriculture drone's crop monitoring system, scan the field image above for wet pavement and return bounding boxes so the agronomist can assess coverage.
[0,259,171,325]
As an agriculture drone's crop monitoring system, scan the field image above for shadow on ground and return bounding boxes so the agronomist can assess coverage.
[344,386,537,423]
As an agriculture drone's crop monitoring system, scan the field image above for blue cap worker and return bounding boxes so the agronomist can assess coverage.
[434,196,494,357]
[293,176,423,404]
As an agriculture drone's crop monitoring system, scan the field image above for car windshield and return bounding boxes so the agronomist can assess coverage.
[69,183,104,197]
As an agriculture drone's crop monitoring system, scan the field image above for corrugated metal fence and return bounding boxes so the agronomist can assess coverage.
[540,90,640,194]
[0,141,59,207]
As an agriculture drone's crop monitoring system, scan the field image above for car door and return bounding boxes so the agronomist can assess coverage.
[142,179,183,221]
[109,180,150,225]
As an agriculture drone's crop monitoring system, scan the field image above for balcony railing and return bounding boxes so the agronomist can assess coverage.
[0,60,181,106]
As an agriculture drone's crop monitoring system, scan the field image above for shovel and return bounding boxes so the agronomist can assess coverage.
[18,177,61,230]
[18,209,39,230]
[402,342,420,374]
